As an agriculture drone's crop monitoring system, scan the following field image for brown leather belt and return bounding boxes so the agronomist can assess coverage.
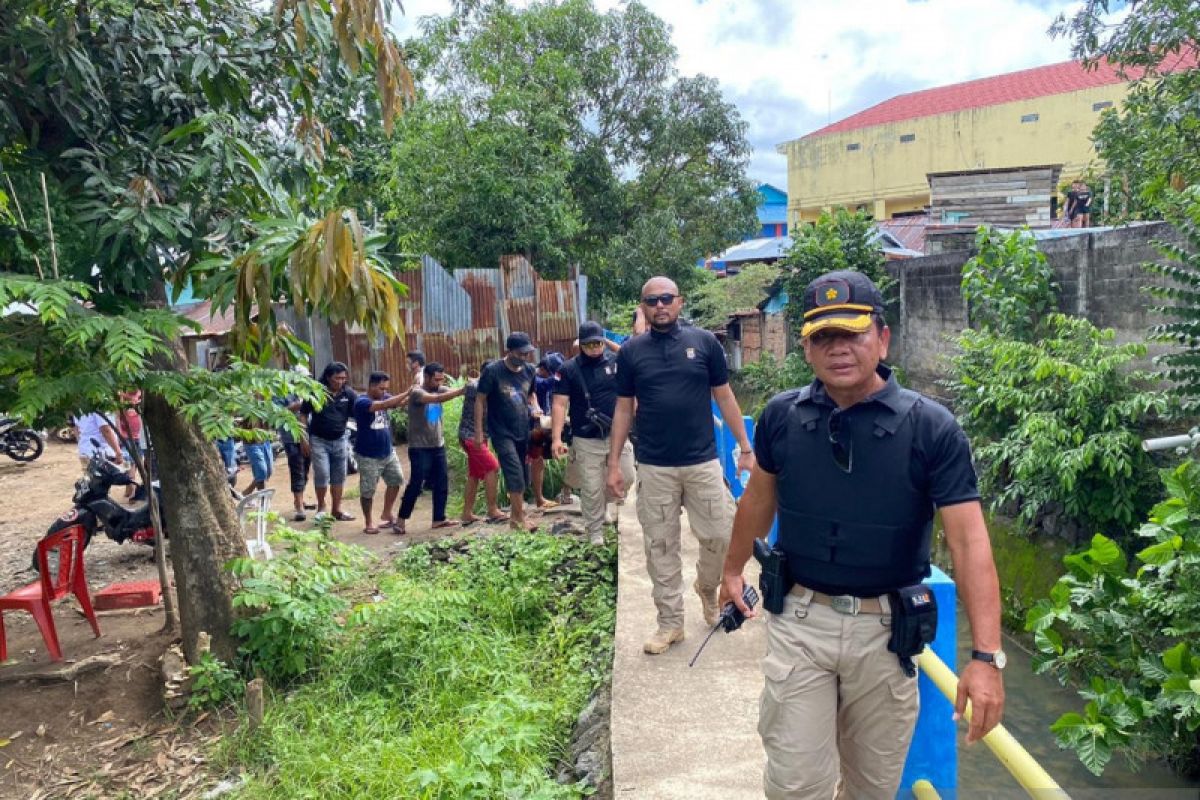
[789,584,889,615]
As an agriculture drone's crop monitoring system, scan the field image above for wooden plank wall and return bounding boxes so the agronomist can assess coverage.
[929,166,1061,228]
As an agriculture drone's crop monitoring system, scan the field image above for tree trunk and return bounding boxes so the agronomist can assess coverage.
[142,393,245,664]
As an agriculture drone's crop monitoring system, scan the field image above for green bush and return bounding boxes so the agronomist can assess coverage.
[961,226,1058,341]
[187,652,243,711]
[735,351,813,416]
[228,521,371,683]
[227,532,616,798]
[1145,186,1200,413]
[1026,461,1200,777]
[947,313,1166,536]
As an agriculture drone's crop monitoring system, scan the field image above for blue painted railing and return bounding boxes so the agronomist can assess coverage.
[711,402,958,798]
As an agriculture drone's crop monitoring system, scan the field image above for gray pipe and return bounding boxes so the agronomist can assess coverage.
[1142,433,1200,452]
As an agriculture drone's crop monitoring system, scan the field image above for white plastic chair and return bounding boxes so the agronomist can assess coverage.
[236,489,276,560]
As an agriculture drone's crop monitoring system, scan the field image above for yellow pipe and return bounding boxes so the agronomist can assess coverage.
[911,778,941,799]
[916,649,1071,799]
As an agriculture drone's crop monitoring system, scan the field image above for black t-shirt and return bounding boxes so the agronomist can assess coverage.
[555,351,620,439]
[755,370,979,508]
[615,323,729,466]
[302,387,357,441]
[477,360,536,442]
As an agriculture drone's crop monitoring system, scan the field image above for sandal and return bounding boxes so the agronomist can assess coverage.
[431,520,459,530]
[390,521,407,535]
[363,527,380,535]
[332,511,355,522]
[485,513,510,524]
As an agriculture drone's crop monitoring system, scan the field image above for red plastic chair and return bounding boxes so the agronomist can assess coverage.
[0,525,101,663]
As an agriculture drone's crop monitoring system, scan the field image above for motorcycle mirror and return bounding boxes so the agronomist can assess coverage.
[90,437,102,448]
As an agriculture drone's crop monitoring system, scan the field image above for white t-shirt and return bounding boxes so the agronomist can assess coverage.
[75,413,117,459]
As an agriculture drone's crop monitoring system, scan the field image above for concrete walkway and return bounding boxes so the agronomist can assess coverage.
[610,493,766,799]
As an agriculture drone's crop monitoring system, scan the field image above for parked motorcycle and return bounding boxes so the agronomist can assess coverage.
[0,417,44,462]
[35,449,165,570]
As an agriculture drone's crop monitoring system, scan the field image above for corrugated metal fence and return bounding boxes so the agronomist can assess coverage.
[292,255,584,387]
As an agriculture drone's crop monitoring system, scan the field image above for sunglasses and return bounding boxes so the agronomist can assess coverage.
[580,340,605,349]
[828,411,852,474]
[642,293,677,306]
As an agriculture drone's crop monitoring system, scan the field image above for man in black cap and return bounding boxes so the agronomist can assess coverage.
[606,276,755,655]
[552,321,635,545]
[720,269,1005,799]
[475,331,541,530]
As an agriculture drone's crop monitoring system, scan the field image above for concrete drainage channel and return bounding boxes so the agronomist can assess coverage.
[558,684,614,798]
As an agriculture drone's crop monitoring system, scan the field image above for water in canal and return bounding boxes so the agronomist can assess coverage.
[953,603,1200,799]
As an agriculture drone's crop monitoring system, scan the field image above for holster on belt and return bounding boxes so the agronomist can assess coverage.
[753,538,794,615]
[886,583,938,677]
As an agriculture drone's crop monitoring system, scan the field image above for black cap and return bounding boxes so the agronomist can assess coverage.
[800,270,884,338]
[578,321,605,344]
[506,331,535,353]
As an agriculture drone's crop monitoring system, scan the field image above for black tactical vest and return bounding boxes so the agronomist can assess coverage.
[775,383,934,597]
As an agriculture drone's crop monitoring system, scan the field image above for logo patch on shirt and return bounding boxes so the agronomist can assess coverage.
[604,364,614,376]
[685,347,696,359]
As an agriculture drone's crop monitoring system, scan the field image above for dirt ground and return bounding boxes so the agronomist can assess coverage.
[0,439,562,799]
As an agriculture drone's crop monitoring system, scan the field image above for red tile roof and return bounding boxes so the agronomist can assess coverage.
[804,54,1197,139]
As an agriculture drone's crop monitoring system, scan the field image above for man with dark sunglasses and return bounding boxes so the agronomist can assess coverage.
[606,276,755,655]
[719,270,1005,799]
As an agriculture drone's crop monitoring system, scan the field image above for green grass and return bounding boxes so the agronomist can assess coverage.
[222,532,616,799]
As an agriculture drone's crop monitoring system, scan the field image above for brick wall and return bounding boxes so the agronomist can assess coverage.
[887,222,1182,395]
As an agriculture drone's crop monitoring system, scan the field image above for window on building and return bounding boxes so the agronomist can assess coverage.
[846,142,861,151]
[1092,100,1113,112]
[899,133,915,143]
[1021,113,1039,123]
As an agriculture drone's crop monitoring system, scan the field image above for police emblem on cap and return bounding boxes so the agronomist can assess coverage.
[686,347,696,359]
[815,279,851,307]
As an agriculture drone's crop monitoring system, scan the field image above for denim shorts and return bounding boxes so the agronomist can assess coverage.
[245,441,274,483]
[310,434,348,488]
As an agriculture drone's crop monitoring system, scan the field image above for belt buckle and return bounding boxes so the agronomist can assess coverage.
[829,594,860,615]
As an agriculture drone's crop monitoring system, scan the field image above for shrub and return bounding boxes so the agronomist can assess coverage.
[735,351,812,415]
[1145,186,1200,413]
[1026,461,1200,777]
[229,521,370,683]
[947,313,1166,536]
[961,226,1057,341]
[187,652,243,711]
[228,532,616,798]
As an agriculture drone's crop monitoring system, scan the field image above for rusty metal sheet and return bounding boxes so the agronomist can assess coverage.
[500,254,536,299]
[505,297,537,342]
[454,269,501,329]
[377,335,410,386]
[395,264,423,316]
[420,255,472,333]
[452,328,502,374]
[536,280,579,343]
[419,332,457,373]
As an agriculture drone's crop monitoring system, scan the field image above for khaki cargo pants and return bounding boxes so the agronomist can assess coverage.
[565,436,635,539]
[760,588,919,799]
[634,459,734,630]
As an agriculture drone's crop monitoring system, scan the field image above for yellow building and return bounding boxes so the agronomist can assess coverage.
[776,58,1182,225]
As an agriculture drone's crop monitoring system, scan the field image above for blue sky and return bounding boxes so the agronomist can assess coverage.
[393,1,1095,189]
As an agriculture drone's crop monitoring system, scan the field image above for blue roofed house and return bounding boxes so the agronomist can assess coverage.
[756,183,789,239]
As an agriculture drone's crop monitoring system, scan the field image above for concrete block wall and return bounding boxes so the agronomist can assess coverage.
[887,222,1182,395]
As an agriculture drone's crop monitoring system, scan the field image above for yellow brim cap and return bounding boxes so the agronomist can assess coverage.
[800,312,874,339]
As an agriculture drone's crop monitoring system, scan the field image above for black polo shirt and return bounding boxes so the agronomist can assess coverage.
[301,387,357,441]
[755,366,979,508]
[476,359,536,442]
[615,322,729,466]
[555,351,620,439]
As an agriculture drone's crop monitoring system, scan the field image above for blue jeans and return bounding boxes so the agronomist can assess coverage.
[400,447,449,523]
[216,439,237,484]
[245,441,274,483]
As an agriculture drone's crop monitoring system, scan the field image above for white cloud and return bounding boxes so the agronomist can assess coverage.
[389,0,1082,187]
